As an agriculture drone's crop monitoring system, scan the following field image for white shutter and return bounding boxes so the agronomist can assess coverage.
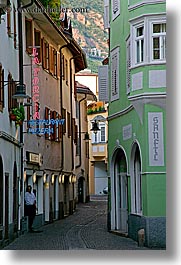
[112,0,120,20]
[111,47,119,101]
[104,0,110,29]
[126,38,131,94]
[98,65,109,102]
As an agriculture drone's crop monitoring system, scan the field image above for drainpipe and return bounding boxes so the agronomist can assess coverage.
[69,55,82,171]
[59,44,69,172]
[75,93,87,169]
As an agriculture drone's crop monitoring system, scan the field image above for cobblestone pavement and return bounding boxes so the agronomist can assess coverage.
[4,195,149,250]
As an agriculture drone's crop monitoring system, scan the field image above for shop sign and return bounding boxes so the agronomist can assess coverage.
[148,112,164,166]
[26,151,42,165]
[27,119,65,134]
[32,47,40,120]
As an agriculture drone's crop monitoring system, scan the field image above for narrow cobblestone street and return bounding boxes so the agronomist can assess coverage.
[3,196,148,250]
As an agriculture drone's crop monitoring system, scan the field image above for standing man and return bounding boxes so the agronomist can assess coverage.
[24,185,36,232]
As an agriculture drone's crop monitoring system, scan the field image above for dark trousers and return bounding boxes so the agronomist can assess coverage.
[24,204,36,230]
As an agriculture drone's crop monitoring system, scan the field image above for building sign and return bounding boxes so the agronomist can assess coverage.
[123,124,132,140]
[148,112,164,166]
[26,151,42,166]
[32,47,40,120]
[27,119,65,134]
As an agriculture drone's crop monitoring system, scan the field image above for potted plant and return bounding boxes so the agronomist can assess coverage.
[10,105,25,126]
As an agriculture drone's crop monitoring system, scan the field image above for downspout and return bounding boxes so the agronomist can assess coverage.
[59,44,69,171]
[75,93,87,169]
[69,55,82,171]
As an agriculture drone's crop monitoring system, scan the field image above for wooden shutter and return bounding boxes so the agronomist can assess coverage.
[41,38,46,69]
[45,107,49,139]
[7,7,11,36]
[62,108,66,134]
[13,6,17,49]
[0,66,4,110]
[57,52,60,78]
[67,112,71,137]
[25,18,33,54]
[74,124,78,145]
[62,54,65,80]
[58,113,62,141]
[34,29,41,62]
[98,65,109,102]
[49,46,54,74]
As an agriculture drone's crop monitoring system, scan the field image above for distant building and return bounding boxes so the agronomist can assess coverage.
[75,72,108,196]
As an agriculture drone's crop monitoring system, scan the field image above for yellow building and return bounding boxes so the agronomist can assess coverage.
[88,102,108,195]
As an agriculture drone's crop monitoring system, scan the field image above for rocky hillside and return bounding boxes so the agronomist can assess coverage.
[40,0,108,72]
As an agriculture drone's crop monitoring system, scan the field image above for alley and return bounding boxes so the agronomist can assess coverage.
[3,196,148,250]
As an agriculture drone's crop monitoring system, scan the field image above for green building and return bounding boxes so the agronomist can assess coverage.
[99,0,166,248]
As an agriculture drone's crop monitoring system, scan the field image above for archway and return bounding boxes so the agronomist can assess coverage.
[130,142,142,214]
[111,147,128,232]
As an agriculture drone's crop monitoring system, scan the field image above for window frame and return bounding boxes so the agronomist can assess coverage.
[25,17,33,54]
[130,16,166,68]
[133,22,145,65]
[150,19,166,63]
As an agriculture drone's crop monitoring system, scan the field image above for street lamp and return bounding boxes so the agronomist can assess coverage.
[90,120,100,134]
[12,84,29,103]
[83,132,91,141]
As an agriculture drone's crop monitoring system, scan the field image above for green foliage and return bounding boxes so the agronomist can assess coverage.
[11,105,25,123]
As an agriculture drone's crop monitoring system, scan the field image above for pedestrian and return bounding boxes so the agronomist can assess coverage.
[24,185,36,232]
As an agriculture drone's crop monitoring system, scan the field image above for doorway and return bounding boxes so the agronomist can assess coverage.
[111,148,128,233]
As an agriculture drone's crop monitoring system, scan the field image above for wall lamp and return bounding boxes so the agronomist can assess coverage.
[90,120,100,134]
[32,172,36,183]
[72,174,77,183]
[51,174,55,185]
[12,84,29,103]
[24,170,27,182]
[59,173,64,184]
[77,132,90,141]
[43,172,47,184]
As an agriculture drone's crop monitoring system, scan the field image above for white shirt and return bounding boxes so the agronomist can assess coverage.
[25,191,36,205]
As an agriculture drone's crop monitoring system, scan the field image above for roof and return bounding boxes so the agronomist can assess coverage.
[75,81,97,101]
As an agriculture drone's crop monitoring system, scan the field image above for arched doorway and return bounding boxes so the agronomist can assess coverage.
[130,142,142,214]
[111,147,128,232]
[0,156,3,227]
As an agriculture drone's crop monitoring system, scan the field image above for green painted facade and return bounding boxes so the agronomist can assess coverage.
[107,0,166,248]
